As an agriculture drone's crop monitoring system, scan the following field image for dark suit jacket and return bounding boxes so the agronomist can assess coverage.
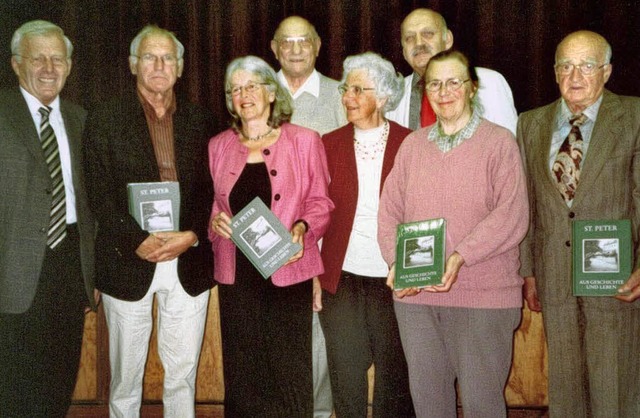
[319,121,412,294]
[0,87,96,314]
[83,90,215,301]
[518,90,640,309]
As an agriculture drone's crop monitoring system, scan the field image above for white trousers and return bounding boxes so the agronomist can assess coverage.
[102,260,210,418]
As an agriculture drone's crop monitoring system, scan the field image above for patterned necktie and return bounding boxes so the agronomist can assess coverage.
[39,106,67,248]
[552,114,587,203]
[420,80,436,127]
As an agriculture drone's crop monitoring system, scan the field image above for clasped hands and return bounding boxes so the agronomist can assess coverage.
[135,230,198,263]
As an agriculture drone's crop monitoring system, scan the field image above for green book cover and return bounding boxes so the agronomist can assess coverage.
[394,218,446,290]
[127,181,180,232]
[572,219,632,296]
[230,197,303,279]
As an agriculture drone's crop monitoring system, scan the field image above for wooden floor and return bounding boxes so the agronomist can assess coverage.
[68,403,549,417]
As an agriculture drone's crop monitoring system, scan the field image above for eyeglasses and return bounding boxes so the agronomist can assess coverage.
[14,54,68,69]
[136,53,178,65]
[425,78,470,92]
[338,84,376,96]
[554,62,608,76]
[275,36,315,51]
[226,82,270,96]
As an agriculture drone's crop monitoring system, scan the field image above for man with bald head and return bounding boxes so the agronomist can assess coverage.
[271,16,346,136]
[271,16,345,418]
[518,30,640,416]
[387,8,518,134]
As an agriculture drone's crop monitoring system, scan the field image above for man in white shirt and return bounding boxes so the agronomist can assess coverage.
[271,16,346,418]
[386,8,518,134]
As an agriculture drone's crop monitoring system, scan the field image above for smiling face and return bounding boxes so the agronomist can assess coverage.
[271,17,320,81]
[555,31,612,114]
[130,33,183,97]
[11,34,71,105]
[230,69,275,125]
[425,57,476,124]
[401,9,453,77]
[341,69,386,130]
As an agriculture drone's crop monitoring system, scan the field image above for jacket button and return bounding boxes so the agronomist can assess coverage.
[270,169,277,176]
[274,194,281,201]
[569,212,575,218]
[263,149,271,156]
[40,227,47,233]
[565,240,571,247]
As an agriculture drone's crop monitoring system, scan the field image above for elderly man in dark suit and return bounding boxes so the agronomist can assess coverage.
[0,20,97,418]
[518,30,640,417]
[83,25,214,418]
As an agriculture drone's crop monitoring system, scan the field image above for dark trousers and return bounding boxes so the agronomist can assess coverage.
[319,272,415,418]
[0,226,86,418]
[218,271,313,418]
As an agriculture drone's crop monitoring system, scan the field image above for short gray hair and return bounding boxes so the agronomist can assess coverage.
[224,55,293,130]
[341,52,404,113]
[129,25,184,61]
[11,20,73,60]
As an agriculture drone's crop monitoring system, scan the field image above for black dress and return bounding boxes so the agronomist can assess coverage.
[219,162,313,418]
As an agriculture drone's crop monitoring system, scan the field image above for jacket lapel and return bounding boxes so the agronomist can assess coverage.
[572,90,622,207]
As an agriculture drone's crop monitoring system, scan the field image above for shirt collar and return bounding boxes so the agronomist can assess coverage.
[137,88,176,121]
[20,86,61,117]
[557,95,604,128]
[277,69,320,99]
[428,107,482,153]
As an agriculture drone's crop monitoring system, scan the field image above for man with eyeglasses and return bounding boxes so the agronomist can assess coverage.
[518,30,640,417]
[83,25,215,418]
[387,8,518,134]
[0,19,98,418]
[271,15,347,418]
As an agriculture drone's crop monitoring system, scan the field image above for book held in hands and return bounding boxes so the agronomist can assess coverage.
[230,197,303,279]
[394,218,446,290]
[127,181,180,232]
[572,219,631,296]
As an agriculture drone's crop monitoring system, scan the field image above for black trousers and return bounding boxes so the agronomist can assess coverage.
[319,272,415,418]
[0,226,86,418]
[218,258,313,418]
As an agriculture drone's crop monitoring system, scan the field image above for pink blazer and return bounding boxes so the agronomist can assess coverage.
[208,123,334,286]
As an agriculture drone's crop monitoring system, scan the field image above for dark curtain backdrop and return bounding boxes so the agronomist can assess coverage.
[1,0,639,128]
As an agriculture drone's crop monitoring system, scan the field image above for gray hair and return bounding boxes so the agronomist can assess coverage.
[341,52,404,113]
[224,55,293,130]
[129,25,185,61]
[11,20,73,60]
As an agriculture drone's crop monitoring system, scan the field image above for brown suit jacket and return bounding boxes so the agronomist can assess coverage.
[517,89,640,309]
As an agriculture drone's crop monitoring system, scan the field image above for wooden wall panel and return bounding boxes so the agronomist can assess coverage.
[72,297,548,407]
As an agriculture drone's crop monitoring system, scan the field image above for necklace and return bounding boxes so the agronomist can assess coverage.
[353,121,390,161]
[241,127,273,142]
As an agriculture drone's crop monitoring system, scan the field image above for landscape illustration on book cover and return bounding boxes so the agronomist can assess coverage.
[127,181,180,233]
[394,218,446,290]
[572,219,631,296]
[230,197,302,279]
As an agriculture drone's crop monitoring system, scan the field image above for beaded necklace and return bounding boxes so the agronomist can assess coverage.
[241,127,273,142]
[353,121,390,161]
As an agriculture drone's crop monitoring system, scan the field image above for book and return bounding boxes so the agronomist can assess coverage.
[572,219,632,296]
[394,218,446,290]
[127,181,180,232]
[230,196,303,279]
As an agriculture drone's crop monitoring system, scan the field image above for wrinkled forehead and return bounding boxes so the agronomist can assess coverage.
[275,20,315,39]
[556,35,606,63]
[138,33,177,55]
[401,11,443,35]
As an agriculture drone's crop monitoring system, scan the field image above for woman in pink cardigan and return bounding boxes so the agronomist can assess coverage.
[377,50,529,418]
[209,56,333,417]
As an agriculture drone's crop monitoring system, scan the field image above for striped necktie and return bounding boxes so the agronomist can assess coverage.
[39,106,67,248]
